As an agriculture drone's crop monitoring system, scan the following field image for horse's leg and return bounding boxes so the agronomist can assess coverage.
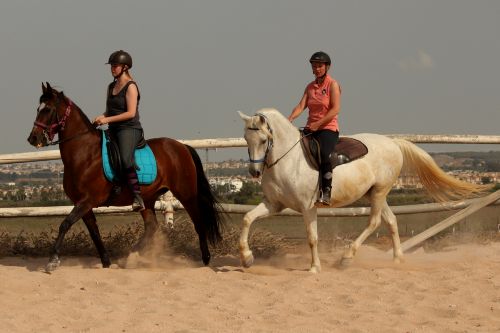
[302,207,321,273]
[381,201,404,263]
[133,206,159,253]
[181,198,211,265]
[82,210,111,268]
[239,200,281,268]
[46,203,92,272]
[341,194,384,267]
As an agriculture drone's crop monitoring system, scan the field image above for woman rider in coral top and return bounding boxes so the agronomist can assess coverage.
[288,51,341,206]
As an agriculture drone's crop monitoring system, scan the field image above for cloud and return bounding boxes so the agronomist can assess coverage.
[399,49,435,72]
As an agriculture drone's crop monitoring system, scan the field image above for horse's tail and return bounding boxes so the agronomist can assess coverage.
[393,138,491,202]
[185,144,225,245]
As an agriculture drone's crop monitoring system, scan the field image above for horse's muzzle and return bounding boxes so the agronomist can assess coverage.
[249,164,262,178]
[27,129,45,148]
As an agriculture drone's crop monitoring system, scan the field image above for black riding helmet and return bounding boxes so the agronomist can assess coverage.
[106,50,133,69]
[309,51,331,66]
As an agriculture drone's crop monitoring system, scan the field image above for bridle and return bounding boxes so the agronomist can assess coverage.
[247,113,274,166]
[247,113,308,170]
[33,97,88,146]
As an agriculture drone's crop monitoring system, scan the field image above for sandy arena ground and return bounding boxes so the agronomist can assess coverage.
[1,242,499,333]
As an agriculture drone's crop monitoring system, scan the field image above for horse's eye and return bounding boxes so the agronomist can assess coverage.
[261,139,267,145]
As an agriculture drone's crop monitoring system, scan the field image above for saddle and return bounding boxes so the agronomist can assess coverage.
[300,131,368,171]
[101,130,157,185]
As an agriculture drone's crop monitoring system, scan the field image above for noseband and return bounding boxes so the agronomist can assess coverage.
[34,99,73,145]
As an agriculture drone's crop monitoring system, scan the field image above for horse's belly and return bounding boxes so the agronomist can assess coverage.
[331,162,375,207]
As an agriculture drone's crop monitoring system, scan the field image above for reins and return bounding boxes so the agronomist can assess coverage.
[46,129,91,146]
[265,133,310,169]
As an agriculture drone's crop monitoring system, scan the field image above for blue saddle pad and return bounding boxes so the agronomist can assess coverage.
[101,131,157,185]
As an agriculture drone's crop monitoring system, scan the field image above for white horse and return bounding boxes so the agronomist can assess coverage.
[238,108,487,273]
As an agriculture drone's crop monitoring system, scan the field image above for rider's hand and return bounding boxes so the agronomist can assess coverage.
[309,121,321,131]
[93,115,107,125]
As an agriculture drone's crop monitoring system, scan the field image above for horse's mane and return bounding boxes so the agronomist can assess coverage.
[253,108,298,137]
[46,87,97,131]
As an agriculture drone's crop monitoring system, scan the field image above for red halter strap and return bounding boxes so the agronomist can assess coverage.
[33,99,73,142]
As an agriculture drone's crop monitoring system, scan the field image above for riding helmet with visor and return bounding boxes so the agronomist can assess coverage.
[106,50,133,69]
[309,51,331,66]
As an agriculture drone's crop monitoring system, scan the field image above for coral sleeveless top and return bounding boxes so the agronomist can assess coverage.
[305,74,339,132]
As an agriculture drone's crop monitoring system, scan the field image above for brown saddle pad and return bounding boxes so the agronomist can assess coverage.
[301,133,368,171]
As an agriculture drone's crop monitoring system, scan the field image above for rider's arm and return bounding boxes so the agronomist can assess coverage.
[288,88,308,122]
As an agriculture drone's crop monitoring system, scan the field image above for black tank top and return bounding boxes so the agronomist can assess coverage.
[106,80,143,130]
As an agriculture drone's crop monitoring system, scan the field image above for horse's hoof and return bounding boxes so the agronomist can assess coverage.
[309,265,321,274]
[45,258,61,273]
[340,257,353,269]
[240,251,254,268]
[393,256,404,264]
[101,256,111,268]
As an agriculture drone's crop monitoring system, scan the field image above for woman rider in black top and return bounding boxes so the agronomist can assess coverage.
[93,50,145,211]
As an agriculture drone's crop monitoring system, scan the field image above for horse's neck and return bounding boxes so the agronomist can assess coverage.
[59,105,100,163]
[267,117,302,165]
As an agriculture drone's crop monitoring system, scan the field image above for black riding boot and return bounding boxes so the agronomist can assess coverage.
[125,167,145,212]
[315,171,332,207]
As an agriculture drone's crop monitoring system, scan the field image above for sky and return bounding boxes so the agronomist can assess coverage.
[1,1,499,161]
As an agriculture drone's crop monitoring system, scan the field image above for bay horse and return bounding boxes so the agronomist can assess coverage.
[27,82,224,272]
[238,109,488,273]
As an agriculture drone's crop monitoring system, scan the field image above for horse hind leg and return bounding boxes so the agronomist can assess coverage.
[381,202,404,263]
[341,193,384,267]
[181,198,211,265]
[133,205,159,253]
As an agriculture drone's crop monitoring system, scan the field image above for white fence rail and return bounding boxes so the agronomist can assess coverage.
[0,134,499,219]
[1,134,500,164]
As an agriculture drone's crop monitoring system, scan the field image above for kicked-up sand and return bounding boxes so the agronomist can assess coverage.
[0,242,499,333]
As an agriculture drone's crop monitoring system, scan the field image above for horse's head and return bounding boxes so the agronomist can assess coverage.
[238,110,274,178]
[28,82,73,148]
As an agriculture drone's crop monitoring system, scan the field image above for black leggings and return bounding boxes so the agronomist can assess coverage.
[111,127,143,170]
[311,129,340,176]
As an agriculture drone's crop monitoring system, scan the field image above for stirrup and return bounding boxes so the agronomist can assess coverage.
[132,195,145,212]
[314,188,331,207]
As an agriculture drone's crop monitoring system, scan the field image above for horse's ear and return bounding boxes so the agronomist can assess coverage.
[41,82,46,94]
[45,82,52,92]
[237,110,251,122]
[258,114,267,126]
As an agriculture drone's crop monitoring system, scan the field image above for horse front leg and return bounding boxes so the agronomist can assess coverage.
[82,210,111,268]
[239,200,280,268]
[46,203,92,272]
[303,207,321,273]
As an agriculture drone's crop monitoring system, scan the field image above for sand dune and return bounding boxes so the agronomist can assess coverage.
[1,243,499,333]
